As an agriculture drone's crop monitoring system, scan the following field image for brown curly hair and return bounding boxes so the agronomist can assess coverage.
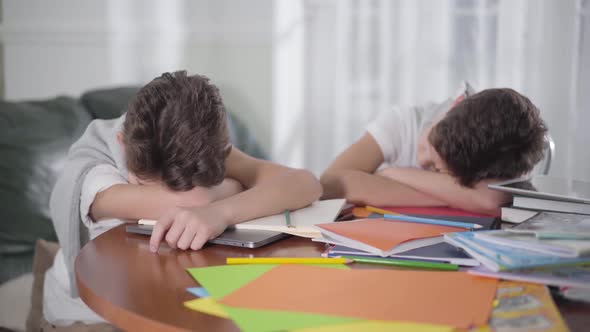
[122,71,229,191]
[428,88,547,187]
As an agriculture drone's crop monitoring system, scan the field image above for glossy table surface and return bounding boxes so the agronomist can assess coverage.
[76,224,590,331]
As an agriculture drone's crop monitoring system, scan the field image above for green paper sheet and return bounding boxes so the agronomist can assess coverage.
[187,264,276,299]
[224,307,358,332]
[186,264,349,300]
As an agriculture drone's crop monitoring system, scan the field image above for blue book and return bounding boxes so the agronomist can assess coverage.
[444,231,590,271]
[327,242,479,266]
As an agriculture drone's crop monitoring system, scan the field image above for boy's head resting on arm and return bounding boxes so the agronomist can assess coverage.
[122,71,230,191]
[427,88,547,187]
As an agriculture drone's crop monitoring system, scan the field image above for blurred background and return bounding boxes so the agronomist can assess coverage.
[1,0,589,180]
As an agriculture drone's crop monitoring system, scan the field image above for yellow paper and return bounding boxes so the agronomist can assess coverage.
[183,297,229,319]
[292,320,456,332]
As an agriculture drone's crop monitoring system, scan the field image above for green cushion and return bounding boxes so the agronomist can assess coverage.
[0,97,92,283]
[81,87,140,120]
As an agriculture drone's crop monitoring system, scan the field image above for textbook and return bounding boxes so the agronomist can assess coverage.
[233,199,347,238]
[507,211,590,239]
[500,207,538,223]
[139,199,346,238]
[444,231,590,271]
[513,196,590,215]
[473,230,590,257]
[468,265,590,289]
[315,218,465,257]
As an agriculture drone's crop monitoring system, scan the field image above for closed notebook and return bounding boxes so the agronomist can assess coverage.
[234,199,346,238]
[473,230,590,257]
[507,211,590,239]
[315,218,465,257]
[500,207,538,223]
[468,265,590,289]
[444,231,590,271]
[513,196,590,215]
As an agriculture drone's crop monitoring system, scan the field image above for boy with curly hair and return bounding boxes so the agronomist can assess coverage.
[321,83,547,215]
[44,71,322,327]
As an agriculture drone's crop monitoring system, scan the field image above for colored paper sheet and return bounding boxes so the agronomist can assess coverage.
[187,264,276,299]
[220,265,498,329]
[317,219,464,251]
[224,306,358,332]
[184,298,358,332]
[186,264,349,299]
[186,287,210,298]
[292,320,456,332]
[186,264,354,332]
[183,297,229,318]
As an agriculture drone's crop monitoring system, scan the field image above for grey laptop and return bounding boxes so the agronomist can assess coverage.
[125,224,289,248]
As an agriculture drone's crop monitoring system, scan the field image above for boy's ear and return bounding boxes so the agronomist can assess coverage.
[117,132,124,147]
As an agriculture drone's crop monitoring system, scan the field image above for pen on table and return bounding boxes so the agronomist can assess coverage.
[383,214,482,230]
[226,257,351,265]
[284,209,294,228]
[339,255,459,271]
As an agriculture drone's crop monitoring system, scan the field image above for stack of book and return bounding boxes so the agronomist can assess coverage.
[444,211,590,302]
[488,175,590,223]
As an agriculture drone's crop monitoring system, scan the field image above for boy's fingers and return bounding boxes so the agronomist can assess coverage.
[150,214,174,253]
[177,227,197,250]
[165,220,186,249]
[190,231,209,251]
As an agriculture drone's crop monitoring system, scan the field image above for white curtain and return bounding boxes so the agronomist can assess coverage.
[277,0,589,181]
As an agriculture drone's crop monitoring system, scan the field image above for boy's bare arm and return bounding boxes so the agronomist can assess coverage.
[320,133,446,206]
[149,147,323,251]
[89,178,243,222]
[209,148,323,225]
[377,167,511,215]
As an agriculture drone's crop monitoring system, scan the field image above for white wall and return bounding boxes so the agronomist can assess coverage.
[2,0,274,153]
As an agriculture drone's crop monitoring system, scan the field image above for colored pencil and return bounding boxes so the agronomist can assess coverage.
[226,257,351,265]
[365,205,400,216]
[340,255,459,271]
[384,214,482,229]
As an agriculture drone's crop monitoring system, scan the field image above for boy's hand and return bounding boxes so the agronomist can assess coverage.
[149,205,229,252]
[174,186,216,207]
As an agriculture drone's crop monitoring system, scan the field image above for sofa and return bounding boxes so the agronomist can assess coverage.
[0,87,266,331]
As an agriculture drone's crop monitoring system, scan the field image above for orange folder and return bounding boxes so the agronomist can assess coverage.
[220,265,498,329]
[316,218,464,252]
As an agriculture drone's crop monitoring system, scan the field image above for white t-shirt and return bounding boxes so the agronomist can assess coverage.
[366,82,475,169]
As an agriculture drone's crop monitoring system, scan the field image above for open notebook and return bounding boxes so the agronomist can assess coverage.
[138,199,346,238]
[315,218,466,257]
[233,199,346,238]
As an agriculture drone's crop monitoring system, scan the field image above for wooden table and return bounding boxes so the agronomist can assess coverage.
[76,224,590,332]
